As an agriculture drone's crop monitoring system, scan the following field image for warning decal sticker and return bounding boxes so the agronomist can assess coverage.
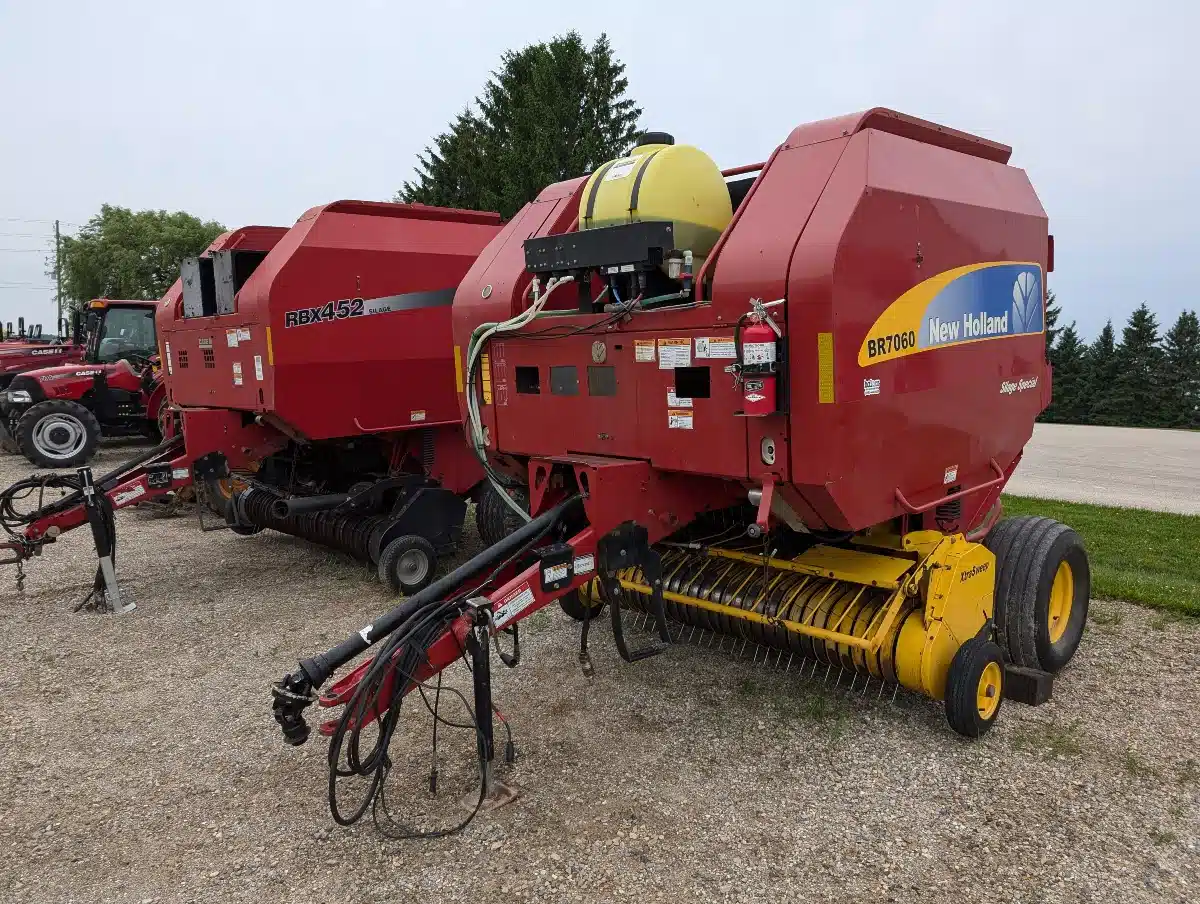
[667,388,692,409]
[494,583,536,628]
[658,338,691,370]
[668,409,694,430]
[634,340,656,362]
[695,336,736,359]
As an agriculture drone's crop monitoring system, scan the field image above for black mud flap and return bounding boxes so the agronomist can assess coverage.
[1003,665,1053,706]
[0,418,17,453]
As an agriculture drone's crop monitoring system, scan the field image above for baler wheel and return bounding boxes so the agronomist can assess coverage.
[986,516,1089,673]
[558,588,605,622]
[944,637,1005,737]
[377,534,437,594]
[476,483,529,548]
[202,476,261,536]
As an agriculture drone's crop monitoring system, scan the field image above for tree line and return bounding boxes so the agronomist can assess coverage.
[1043,296,1199,428]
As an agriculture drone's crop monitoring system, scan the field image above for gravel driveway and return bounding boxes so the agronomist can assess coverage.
[0,446,1196,903]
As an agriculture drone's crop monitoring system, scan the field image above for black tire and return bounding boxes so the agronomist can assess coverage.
[378,535,437,594]
[944,636,1005,738]
[202,476,261,536]
[16,400,101,468]
[476,482,529,548]
[986,516,1090,672]
[558,586,605,622]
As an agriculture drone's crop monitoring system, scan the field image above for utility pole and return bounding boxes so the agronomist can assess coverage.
[54,218,63,333]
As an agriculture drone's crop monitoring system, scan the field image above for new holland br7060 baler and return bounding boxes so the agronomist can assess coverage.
[271,109,1091,835]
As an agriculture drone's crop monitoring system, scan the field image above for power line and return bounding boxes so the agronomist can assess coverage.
[0,217,82,227]
[0,247,53,253]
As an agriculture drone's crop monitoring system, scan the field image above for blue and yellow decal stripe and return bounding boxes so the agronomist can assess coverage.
[858,261,1044,367]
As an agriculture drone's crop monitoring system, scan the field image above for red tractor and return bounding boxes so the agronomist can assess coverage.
[0,299,165,467]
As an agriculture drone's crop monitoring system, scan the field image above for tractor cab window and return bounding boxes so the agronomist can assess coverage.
[95,306,156,364]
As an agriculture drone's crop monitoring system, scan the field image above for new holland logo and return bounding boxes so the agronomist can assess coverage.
[1012,271,1040,332]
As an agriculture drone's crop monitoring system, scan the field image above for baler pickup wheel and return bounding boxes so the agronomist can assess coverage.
[986,516,1089,673]
[378,534,437,594]
[944,637,1006,737]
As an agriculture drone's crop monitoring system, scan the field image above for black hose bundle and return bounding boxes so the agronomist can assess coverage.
[323,498,572,838]
[0,471,87,535]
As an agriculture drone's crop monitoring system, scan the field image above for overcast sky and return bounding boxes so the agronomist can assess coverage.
[0,1,1193,339]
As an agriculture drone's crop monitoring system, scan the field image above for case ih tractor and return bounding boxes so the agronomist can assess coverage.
[0,318,80,392]
[1,300,164,467]
[0,202,503,609]
[0,318,82,453]
[266,110,1093,834]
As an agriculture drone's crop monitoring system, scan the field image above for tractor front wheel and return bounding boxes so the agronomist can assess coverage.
[16,400,101,468]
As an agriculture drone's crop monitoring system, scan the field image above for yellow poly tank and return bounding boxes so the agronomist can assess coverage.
[578,133,733,267]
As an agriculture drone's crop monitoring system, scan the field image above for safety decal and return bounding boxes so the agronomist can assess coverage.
[165,342,173,375]
[943,465,959,484]
[226,329,239,348]
[603,156,641,181]
[254,355,264,381]
[863,377,880,397]
[113,485,146,506]
[232,362,243,386]
[410,410,426,422]
[695,336,736,359]
[667,387,692,409]
[634,340,656,362]
[494,583,536,629]
[657,338,690,369]
[172,468,190,481]
[282,288,455,328]
[237,327,251,342]
[859,262,1044,366]
[543,563,569,584]
[668,409,694,430]
[573,554,595,575]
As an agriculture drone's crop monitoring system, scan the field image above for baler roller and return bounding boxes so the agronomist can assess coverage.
[236,487,388,562]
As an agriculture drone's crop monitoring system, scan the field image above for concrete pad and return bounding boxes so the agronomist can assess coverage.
[1007,423,1200,514]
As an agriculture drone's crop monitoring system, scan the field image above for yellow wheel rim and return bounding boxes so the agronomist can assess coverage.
[976,661,1002,720]
[1047,560,1074,644]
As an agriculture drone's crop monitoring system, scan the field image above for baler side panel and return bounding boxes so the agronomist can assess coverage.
[709,136,851,491]
[788,128,1049,531]
[452,183,585,457]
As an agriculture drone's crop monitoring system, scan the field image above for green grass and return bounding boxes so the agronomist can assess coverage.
[1001,495,1200,615]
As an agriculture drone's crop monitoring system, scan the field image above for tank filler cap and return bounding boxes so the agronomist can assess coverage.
[632,131,674,149]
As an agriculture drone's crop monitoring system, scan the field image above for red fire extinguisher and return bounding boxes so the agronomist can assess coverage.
[737,300,782,416]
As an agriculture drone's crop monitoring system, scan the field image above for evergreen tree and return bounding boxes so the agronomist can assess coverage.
[1044,291,1061,351]
[1160,310,1200,428]
[1083,320,1119,424]
[1043,322,1088,423]
[1093,304,1165,427]
[399,33,642,219]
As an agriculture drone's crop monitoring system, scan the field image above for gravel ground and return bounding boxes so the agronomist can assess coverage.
[1,445,1197,904]
[1008,424,1200,514]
